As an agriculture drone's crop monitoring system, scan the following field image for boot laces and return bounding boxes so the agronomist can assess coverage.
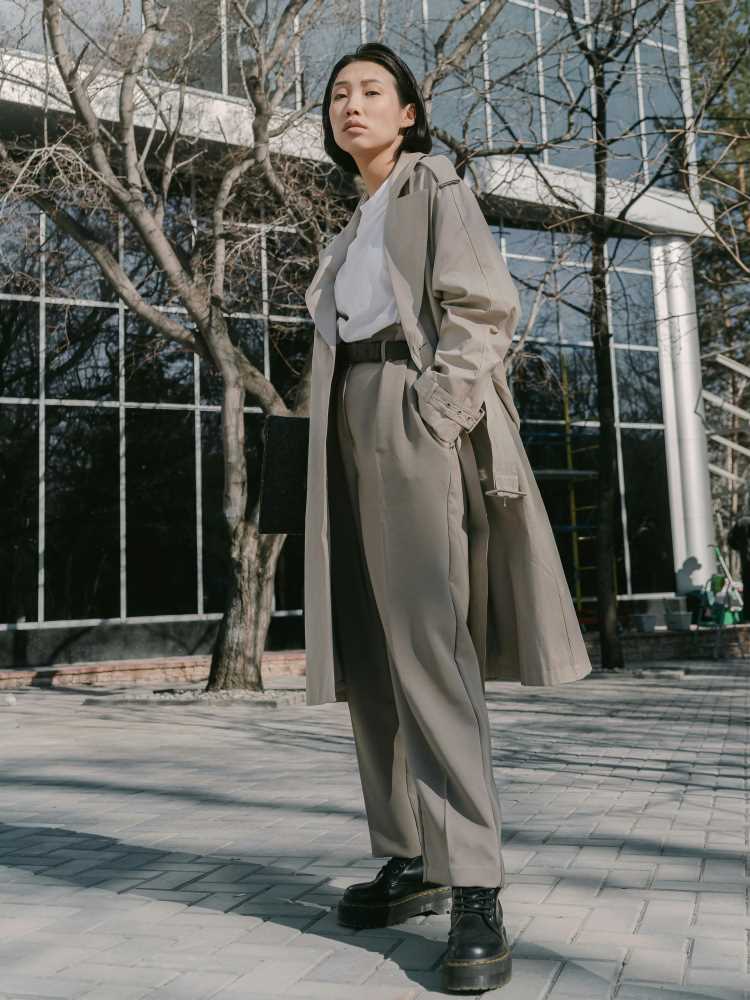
[452,886,499,916]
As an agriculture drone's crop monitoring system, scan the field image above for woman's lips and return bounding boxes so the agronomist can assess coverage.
[344,123,366,132]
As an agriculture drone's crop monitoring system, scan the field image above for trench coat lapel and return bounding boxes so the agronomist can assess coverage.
[303,150,429,356]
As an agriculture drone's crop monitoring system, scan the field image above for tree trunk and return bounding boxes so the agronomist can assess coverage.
[206,515,286,691]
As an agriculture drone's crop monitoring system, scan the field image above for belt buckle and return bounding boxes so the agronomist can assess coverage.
[380,340,388,363]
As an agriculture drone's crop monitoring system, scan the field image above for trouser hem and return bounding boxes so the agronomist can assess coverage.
[424,863,506,889]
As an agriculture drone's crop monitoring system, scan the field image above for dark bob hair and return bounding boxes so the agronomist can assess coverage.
[322,42,432,175]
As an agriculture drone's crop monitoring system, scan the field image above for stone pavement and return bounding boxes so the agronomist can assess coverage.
[0,661,748,1000]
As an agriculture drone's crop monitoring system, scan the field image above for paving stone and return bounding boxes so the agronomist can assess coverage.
[0,667,747,998]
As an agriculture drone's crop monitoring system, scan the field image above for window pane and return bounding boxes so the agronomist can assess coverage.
[621,428,674,592]
[608,235,652,270]
[427,0,487,146]
[125,315,194,404]
[201,411,264,613]
[266,229,310,319]
[540,13,593,172]
[1,301,39,398]
[297,3,361,110]
[605,55,644,182]
[561,344,598,421]
[123,192,193,307]
[46,306,119,401]
[639,43,684,190]
[636,0,678,47]
[200,317,265,406]
[616,347,662,422]
[151,0,222,92]
[0,201,39,295]
[0,0,45,52]
[504,226,553,260]
[126,410,197,615]
[45,211,118,302]
[0,405,38,623]
[558,268,592,343]
[512,343,563,420]
[508,258,558,342]
[269,321,311,409]
[274,534,303,612]
[200,411,227,614]
[45,407,119,620]
[610,270,657,346]
[487,3,542,150]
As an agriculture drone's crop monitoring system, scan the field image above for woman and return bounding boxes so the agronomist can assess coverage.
[303,41,592,994]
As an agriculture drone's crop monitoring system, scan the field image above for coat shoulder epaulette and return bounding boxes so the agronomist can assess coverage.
[417,154,461,188]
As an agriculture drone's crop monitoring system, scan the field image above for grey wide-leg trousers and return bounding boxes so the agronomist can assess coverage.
[327,322,506,889]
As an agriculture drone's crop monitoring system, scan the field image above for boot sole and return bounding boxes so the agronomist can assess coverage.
[440,947,512,993]
[337,885,452,928]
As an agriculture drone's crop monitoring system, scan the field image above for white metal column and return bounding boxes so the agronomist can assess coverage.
[652,235,717,592]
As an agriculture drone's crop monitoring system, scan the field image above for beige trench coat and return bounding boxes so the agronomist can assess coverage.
[303,149,592,706]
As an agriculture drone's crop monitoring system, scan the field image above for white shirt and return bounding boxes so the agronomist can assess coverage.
[333,169,400,343]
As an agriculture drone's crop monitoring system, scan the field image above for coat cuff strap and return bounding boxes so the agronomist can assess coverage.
[414,370,485,442]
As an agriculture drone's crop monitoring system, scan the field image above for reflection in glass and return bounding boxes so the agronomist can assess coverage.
[201,411,227,614]
[125,314,194,403]
[201,411,264,613]
[200,317,265,406]
[0,201,39,295]
[512,343,563,420]
[605,55,644,182]
[508,257,558,342]
[45,211,118,302]
[540,13,593,172]
[427,0,487,146]
[269,321,312,409]
[504,226,553,260]
[265,229,309,318]
[0,0,45,52]
[126,409,197,615]
[607,236,652,270]
[558,268,592,343]
[46,306,119,400]
[621,428,674,591]
[486,3,542,150]
[45,407,119,620]
[298,4,362,109]
[275,534,303,612]
[221,228,263,315]
[151,0,222,92]
[636,0,678,47]
[639,43,685,190]
[561,344,598,422]
[0,301,39,398]
[0,406,37,623]
[610,270,657,346]
[616,347,662,422]
[123,190,193,307]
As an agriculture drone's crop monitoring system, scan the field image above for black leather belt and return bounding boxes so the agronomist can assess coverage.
[336,339,412,364]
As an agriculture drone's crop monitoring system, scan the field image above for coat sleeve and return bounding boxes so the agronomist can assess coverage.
[413,161,521,444]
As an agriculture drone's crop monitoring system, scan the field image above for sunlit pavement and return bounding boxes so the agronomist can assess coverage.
[0,661,748,999]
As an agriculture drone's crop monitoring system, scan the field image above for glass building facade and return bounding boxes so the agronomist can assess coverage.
[0,0,715,662]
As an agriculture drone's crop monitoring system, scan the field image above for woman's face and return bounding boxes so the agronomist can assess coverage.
[329,60,416,161]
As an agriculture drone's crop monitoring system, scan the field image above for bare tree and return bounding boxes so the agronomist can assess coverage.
[0,0,514,688]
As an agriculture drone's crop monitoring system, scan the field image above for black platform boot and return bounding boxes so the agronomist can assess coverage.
[337,855,451,929]
[440,886,512,993]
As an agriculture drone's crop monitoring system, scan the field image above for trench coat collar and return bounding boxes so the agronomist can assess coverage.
[304,149,429,349]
